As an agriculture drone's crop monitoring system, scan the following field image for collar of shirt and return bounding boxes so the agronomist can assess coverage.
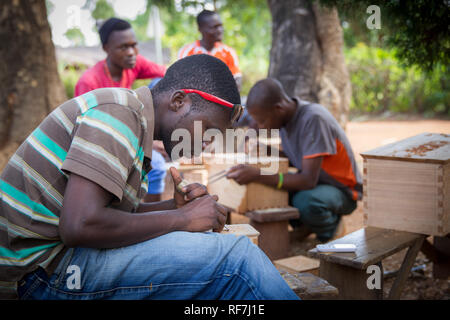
[283,97,305,131]
[195,40,223,55]
[135,86,155,158]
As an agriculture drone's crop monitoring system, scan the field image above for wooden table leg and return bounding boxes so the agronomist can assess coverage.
[388,236,425,299]
[319,261,383,300]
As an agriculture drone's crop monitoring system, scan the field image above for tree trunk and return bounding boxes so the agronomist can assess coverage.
[267,0,351,130]
[0,0,67,168]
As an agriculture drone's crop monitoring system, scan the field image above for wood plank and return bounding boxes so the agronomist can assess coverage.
[204,154,290,213]
[220,224,260,245]
[250,220,291,260]
[319,261,383,299]
[279,270,338,300]
[308,227,423,269]
[361,132,450,164]
[275,255,320,275]
[246,206,299,223]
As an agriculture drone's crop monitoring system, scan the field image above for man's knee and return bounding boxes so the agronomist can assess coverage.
[292,189,326,216]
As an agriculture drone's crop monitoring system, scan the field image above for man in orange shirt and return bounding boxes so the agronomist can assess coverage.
[178,10,242,91]
[227,79,362,242]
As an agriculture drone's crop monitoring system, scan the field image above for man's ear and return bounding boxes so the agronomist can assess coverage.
[274,102,284,114]
[102,43,109,54]
[168,90,191,113]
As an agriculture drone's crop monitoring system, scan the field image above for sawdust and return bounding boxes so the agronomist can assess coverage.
[404,141,448,157]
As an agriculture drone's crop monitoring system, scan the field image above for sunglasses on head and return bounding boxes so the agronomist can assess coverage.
[180,89,244,124]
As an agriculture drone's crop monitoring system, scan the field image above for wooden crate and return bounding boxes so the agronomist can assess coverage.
[361,133,450,236]
[203,153,289,213]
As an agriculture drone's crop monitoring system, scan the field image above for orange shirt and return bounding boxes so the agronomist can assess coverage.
[178,40,241,77]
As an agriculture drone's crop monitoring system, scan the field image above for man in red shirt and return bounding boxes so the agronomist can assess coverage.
[75,18,166,96]
[178,10,242,91]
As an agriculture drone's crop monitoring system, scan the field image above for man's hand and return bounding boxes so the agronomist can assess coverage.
[226,164,260,185]
[170,167,209,208]
[178,194,227,233]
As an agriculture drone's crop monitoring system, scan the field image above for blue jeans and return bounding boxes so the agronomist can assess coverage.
[18,231,298,300]
[290,184,357,242]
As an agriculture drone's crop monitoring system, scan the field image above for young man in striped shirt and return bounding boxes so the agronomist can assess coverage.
[0,55,298,300]
[178,10,242,91]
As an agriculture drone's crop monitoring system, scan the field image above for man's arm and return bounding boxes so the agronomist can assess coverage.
[135,55,166,79]
[59,173,227,249]
[74,78,95,97]
[227,157,323,191]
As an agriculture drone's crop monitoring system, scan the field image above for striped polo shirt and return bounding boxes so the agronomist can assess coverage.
[0,86,154,299]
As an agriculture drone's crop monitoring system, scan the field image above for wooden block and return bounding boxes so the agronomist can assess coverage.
[274,255,320,275]
[246,206,299,223]
[204,153,289,213]
[308,227,424,269]
[250,220,290,260]
[279,270,339,300]
[181,169,208,186]
[160,163,208,201]
[220,224,260,245]
[361,133,450,236]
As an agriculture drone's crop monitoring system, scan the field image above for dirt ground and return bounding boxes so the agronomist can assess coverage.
[234,117,450,300]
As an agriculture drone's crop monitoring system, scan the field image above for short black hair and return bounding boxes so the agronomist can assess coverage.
[99,17,132,45]
[152,54,240,121]
[247,78,289,111]
[197,10,218,28]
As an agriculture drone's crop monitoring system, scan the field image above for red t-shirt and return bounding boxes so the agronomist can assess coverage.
[75,54,166,96]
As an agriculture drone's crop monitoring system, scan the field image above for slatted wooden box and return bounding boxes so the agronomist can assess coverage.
[361,133,450,236]
[203,153,289,213]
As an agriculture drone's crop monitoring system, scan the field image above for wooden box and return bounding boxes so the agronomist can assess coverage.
[204,153,289,213]
[361,133,450,236]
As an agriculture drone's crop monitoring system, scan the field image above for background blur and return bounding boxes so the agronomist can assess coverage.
[52,0,449,118]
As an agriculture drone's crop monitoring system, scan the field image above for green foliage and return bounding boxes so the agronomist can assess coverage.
[64,28,86,46]
[57,0,449,116]
[57,62,86,99]
[128,0,272,95]
[91,0,115,21]
[319,0,450,72]
[346,43,450,116]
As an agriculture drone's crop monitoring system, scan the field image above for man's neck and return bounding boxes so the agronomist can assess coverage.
[150,89,162,141]
[282,98,298,127]
[200,38,216,52]
[105,57,122,82]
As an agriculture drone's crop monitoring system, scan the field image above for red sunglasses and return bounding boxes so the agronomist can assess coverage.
[181,89,244,123]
